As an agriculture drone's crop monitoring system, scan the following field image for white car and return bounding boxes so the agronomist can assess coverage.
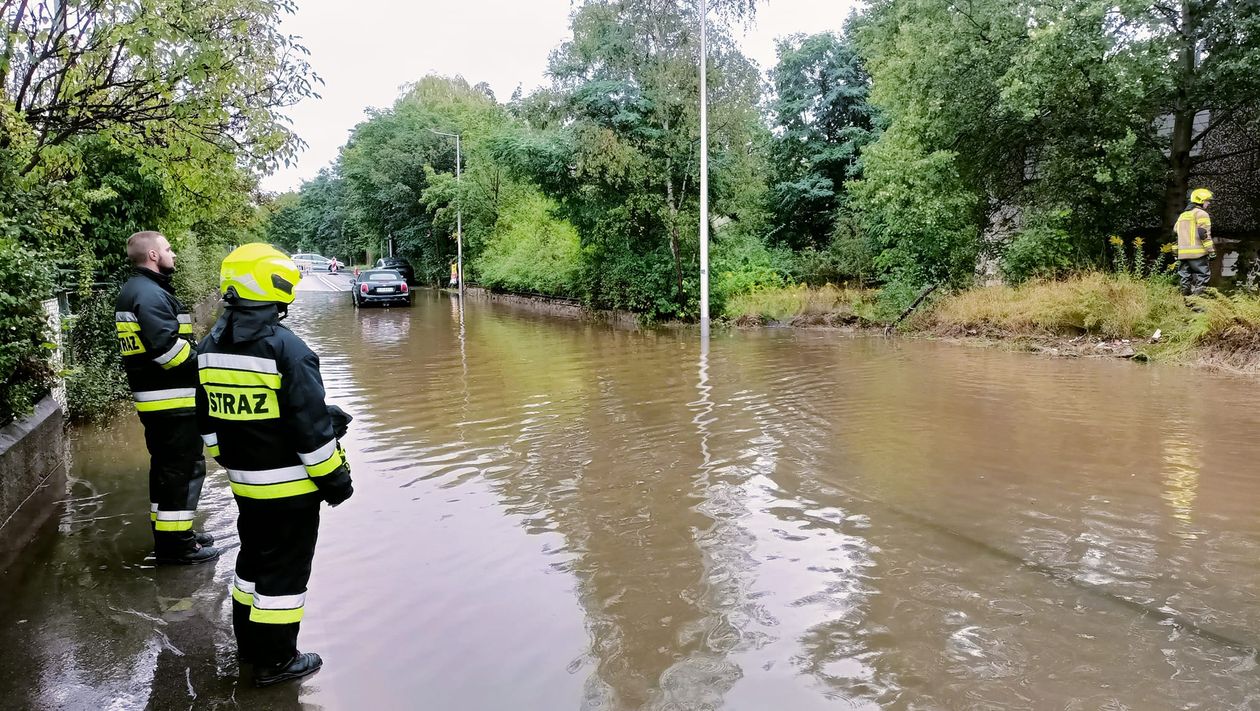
[290,253,330,272]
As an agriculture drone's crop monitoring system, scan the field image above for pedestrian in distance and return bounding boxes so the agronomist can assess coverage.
[196,243,354,687]
[1175,188,1216,297]
[114,231,221,565]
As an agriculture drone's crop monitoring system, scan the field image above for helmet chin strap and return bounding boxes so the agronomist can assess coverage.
[277,303,289,321]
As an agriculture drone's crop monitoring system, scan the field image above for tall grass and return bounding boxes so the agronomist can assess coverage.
[925,273,1183,339]
[926,272,1260,365]
[718,271,1260,368]
[723,284,878,323]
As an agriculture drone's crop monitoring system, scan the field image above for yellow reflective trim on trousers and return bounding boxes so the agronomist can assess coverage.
[305,448,345,477]
[250,606,305,624]
[154,519,194,531]
[150,512,158,522]
[178,324,193,335]
[207,444,220,457]
[232,585,254,606]
[135,397,195,412]
[160,341,192,370]
[229,479,319,499]
[204,385,280,421]
[200,367,281,389]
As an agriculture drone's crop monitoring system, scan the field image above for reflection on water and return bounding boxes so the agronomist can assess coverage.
[4,290,1260,708]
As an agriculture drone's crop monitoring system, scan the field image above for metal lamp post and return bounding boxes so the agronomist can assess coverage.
[428,128,463,296]
[699,0,710,339]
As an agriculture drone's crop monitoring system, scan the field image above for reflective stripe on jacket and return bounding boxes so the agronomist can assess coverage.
[114,268,197,415]
[196,305,351,506]
[1176,206,1214,259]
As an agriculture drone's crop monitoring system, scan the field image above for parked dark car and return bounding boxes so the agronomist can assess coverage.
[352,269,412,307]
[374,257,415,285]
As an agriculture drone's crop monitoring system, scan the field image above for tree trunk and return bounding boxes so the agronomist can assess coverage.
[1160,0,1197,239]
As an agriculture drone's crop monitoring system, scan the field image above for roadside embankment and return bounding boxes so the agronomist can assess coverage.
[460,286,641,329]
[725,273,1260,372]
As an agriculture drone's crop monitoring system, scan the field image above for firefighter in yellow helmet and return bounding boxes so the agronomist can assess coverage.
[196,243,354,687]
[1175,188,1215,296]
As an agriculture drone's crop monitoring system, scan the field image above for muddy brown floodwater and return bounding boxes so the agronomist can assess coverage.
[3,289,1260,710]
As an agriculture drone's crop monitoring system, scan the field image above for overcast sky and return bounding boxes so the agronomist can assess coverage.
[261,0,858,192]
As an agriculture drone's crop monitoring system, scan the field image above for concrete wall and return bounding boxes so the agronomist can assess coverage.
[0,395,68,571]
[0,298,68,570]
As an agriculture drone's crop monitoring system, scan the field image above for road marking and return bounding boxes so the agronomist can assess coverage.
[295,272,349,292]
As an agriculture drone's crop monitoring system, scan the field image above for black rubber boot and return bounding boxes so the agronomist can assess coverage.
[155,544,222,566]
[253,652,323,687]
[194,531,215,546]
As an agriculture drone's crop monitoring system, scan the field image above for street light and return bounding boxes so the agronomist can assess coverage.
[698,0,710,339]
[427,128,463,297]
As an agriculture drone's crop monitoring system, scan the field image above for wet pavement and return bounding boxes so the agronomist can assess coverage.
[4,288,1260,709]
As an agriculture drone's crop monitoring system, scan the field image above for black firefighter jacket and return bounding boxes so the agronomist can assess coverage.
[196,303,353,509]
[115,268,197,415]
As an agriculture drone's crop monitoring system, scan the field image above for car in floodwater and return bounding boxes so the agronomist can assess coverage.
[374,256,416,286]
[352,269,412,307]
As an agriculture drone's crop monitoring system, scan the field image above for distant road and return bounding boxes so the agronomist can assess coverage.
[297,270,352,292]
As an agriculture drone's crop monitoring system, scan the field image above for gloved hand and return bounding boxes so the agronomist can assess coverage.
[324,482,354,507]
[328,405,353,440]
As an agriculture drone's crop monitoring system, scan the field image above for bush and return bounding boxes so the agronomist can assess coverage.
[788,214,878,287]
[711,227,788,313]
[578,240,683,320]
[171,232,228,307]
[0,239,56,426]
[64,277,130,421]
[475,193,581,296]
[1001,221,1079,283]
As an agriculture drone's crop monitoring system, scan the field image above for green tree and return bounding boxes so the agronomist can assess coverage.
[767,32,876,250]
[2,0,317,177]
[493,0,764,318]
[853,0,1260,285]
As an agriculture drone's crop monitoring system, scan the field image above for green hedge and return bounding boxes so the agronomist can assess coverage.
[64,280,130,421]
[0,239,56,427]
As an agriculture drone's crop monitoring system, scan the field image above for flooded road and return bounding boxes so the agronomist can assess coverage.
[4,289,1260,709]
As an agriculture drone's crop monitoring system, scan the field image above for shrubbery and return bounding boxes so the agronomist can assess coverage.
[475,193,581,296]
[63,280,130,421]
[0,239,56,426]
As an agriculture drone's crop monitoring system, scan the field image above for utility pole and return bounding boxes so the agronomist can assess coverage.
[428,128,463,296]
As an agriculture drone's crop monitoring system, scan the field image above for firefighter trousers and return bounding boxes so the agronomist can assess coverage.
[231,502,320,666]
[1178,256,1211,296]
[139,413,206,557]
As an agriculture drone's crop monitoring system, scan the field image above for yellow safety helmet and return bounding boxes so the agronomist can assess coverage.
[220,243,301,304]
[1190,188,1214,205]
